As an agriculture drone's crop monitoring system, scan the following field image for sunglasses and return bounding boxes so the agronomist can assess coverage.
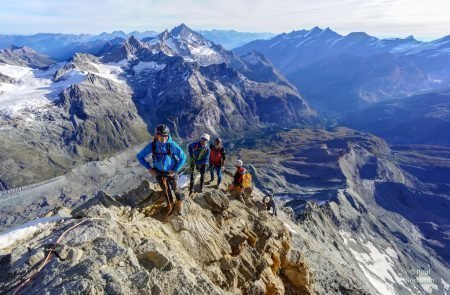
[157,134,169,138]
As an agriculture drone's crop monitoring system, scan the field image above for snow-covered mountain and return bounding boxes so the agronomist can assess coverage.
[144,25,227,66]
[0,46,54,68]
[0,29,275,61]
[235,27,450,118]
[235,27,450,72]
[0,24,318,189]
[0,31,159,61]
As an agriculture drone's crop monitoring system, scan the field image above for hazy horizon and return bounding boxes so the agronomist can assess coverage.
[1,0,449,41]
[0,24,446,43]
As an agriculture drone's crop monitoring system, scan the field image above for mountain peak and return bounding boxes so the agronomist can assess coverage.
[346,32,371,37]
[345,31,377,42]
[159,29,171,41]
[168,24,213,47]
[8,45,36,53]
[127,35,142,48]
[170,23,195,37]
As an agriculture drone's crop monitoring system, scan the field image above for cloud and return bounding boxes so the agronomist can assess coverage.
[0,0,449,39]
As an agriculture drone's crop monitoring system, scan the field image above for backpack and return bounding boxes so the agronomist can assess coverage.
[209,145,223,164]
[241,171,252,188]
[151,139,172,162]
[193,143,208,161]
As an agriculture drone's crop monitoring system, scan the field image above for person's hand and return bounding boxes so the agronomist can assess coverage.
[149,168,157,176]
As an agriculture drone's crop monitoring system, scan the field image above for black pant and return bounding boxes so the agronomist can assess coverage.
[156,172,184,203]
[189,163,206,192]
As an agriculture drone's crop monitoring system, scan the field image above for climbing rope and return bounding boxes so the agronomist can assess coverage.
[12,217,104,295]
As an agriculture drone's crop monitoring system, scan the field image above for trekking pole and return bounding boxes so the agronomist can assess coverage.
[162,176,174,223]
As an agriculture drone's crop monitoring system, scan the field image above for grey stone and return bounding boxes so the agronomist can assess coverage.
[204,191,230,213]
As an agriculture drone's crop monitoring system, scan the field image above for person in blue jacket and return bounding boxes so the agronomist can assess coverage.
[136,124,187,215]
[188,133,211,196]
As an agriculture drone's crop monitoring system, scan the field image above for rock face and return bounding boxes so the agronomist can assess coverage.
[228,127,450,294]
[1,127,449,294]
[0,24,318,189]
[107,24,318,138]
[0,46,54,68]
[58,73,148,156]
[0,174,314,294]
[0,51,149,189]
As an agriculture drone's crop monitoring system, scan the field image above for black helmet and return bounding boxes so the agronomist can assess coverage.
[155,124,170,135]
[215,137,222,143]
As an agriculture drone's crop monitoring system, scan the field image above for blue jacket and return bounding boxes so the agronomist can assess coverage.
[188,141,210,165]
[136,136,186,172]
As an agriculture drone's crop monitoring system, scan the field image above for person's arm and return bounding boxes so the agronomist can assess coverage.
[232,172,240,185]
[171,142,187,173]
[136,143,153,170]
[221,147,226,166]
[188,142,195,158]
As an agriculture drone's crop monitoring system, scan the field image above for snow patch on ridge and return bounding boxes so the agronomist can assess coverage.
[133,61,166,73]
[92,62,126,84]
[0,216,64,251]
[0,63,85,119]
[340,231,408,295]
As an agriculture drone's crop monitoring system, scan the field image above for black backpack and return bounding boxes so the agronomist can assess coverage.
[151,139,173,162]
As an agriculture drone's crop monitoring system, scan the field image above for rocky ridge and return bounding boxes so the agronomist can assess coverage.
[0,173,313,294]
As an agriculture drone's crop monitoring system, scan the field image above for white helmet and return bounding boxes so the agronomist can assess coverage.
[200,133,210,142]
[235,159,243,167]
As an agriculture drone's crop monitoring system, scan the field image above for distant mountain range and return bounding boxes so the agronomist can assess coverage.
[0,24,317,189]
[0,31,158,61]
[341,89,450,147]
[198,29,274,49]
[236,27,450,118]
[0,28,274,61]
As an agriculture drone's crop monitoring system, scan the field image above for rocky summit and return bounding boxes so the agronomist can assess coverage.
[0,173,313,295]
[1,127,449,294]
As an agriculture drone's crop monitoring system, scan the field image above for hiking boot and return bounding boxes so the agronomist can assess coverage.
[199,187,204,193]
[175,200,184,216]
[214,184,219,189]
[188,190,194,198]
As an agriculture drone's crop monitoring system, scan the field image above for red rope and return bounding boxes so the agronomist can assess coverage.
[12,219,90,295]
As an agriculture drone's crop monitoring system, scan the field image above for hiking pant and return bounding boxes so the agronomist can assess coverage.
[266,203,277,216]
[209,164,222,185]
[156,172,184,204]
[189,163,206,192]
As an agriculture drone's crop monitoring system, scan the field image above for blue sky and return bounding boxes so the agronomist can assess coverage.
[1,0,449,40]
